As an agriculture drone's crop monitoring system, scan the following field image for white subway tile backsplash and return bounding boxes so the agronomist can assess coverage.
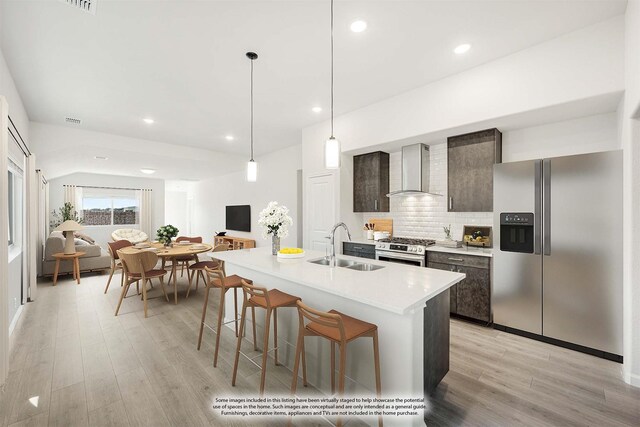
[360,143,493,240]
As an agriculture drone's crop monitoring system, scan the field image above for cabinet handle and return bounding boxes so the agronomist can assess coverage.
[448,257,464,262]
[374,199,378,211]
[449,197,453,210]
[353,246,363,250]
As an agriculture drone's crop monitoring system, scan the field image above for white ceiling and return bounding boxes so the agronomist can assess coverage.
[1,0,628,161]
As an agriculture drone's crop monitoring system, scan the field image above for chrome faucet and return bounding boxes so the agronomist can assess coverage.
[328,222,352,267]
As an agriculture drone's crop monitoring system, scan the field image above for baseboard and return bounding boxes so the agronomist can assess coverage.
[8,305,24,336]
[624,370,640,388]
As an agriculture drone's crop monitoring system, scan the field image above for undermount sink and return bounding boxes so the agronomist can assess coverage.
[308,257,384,271]
[345,263,385,272]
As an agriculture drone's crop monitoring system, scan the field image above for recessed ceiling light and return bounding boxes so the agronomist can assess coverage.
[94,156,108,160]
[140,168,156,174]
[143,118,154,124]
[350,20,367,33]
[225,135,234,141]
[454,43,471,54]
[312,106,322,113]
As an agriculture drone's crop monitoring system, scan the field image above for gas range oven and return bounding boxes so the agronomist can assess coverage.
[375,237,436,267]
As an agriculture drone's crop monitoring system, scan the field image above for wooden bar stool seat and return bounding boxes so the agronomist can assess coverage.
[197,265,255,368]
[291,301,383,427]
[232,280,301,395]
[306,309,377,341]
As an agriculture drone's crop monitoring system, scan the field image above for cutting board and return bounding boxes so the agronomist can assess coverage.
[368,218,393,235]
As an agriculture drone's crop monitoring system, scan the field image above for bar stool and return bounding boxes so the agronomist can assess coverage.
[197,265,255,367]
[291,301,382,427]
[232,280,301,395]
[186,243,227,298]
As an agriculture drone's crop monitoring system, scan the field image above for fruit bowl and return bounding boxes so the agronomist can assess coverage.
[277,248,305,259]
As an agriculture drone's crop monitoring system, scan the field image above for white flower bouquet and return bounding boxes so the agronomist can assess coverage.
[258,201,293,239]
[157,224,179,245]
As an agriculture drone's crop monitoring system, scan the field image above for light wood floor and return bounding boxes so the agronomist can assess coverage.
[0,272,638,427]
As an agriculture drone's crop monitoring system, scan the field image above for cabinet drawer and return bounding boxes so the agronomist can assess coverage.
[343,242,376,255]
[344,250,375,260]
[427,252,490,269]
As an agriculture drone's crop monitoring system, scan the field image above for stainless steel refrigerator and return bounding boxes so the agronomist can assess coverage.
[493,150,622,359]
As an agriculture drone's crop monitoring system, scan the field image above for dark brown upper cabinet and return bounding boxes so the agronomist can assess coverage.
[447,128,502,212]
[353,151,390,213]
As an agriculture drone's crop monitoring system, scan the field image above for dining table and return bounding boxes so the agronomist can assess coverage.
[120,241,213,304]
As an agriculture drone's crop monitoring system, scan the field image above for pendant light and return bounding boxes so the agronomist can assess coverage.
[324,0,341,169]
[246,51,258,182]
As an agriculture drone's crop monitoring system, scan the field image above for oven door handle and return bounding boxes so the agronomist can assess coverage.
[376,250,425,262]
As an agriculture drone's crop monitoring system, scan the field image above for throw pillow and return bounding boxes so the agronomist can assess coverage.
[74,232,95,244]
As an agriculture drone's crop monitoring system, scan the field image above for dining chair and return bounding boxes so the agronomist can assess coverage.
[104,239,134,294]
[186,243,228,298]
[115,250,169,318]
[168,236,203,281]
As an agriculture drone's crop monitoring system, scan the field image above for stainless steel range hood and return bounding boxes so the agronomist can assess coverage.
[387,143,441,197]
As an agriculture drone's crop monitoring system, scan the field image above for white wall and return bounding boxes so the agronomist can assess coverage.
[502,112,620,162]
[0,45,29,339]
[191,144,302,248]
[622,0,640,388]
[0,48,28,139]
[48,173,165,249]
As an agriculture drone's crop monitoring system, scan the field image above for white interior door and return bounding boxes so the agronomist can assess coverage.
[305,173,336,252]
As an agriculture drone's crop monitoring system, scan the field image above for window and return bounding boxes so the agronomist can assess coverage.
[7,171,13,245]
[7,159,23,248]
[81,188,139,226]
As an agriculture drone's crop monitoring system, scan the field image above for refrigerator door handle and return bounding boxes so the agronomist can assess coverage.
[534,160,542,255]
[543,159,551,256]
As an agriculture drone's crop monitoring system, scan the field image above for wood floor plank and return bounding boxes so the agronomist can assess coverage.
[115,367,170,427]
[88,400,131,427]
[48,382,89,427]
[7,412,48,427]
[7,359,54,425]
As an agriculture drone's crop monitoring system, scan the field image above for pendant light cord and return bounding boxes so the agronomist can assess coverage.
[250,57,254,161]
[330,0,334,138]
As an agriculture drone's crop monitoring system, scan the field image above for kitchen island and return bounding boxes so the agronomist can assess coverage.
[209,248,465,426]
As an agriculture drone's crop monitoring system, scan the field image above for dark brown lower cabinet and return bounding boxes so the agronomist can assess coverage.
[427,252,491,323]
[342,242,376,259]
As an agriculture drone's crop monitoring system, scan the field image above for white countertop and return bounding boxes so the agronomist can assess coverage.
[426,245,493,257]
[209,247,465,315]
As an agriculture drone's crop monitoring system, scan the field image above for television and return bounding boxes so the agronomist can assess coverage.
[226,205,251,232]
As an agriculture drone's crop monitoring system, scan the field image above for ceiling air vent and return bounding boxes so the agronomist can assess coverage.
[60,0,97,15]
[65,117,82,125]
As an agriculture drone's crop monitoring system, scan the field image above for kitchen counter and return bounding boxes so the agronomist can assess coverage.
[209,247,465,426]
[427,244,493,257]
[210,247,463,315]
